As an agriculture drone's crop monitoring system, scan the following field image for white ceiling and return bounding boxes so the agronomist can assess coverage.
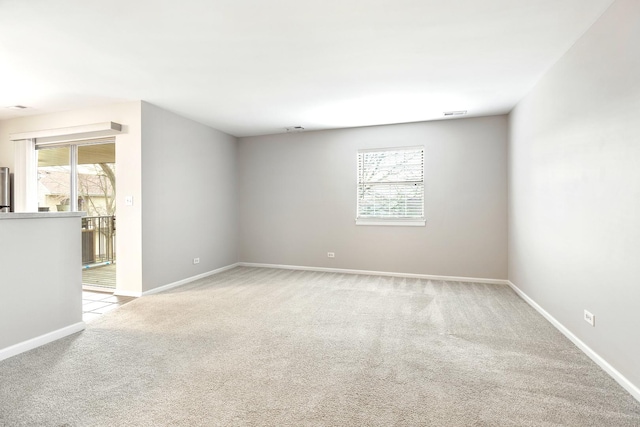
[0,0,615,137]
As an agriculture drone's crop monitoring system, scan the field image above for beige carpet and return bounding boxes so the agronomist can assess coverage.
[1,267,639,426]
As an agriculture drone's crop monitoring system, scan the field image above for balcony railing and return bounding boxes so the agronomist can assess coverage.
[81,215,115,265]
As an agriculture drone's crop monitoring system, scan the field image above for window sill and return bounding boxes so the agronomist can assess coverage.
[355,218,426,227]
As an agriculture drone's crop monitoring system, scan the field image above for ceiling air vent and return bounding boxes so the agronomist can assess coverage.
[443,110,467,117]
[285,126,305,133]
[6,105,28,110]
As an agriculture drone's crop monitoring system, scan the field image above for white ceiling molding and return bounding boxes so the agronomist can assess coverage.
[9,122,122,144]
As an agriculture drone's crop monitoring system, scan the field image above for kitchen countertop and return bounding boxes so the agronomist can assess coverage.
[0,212,86,220]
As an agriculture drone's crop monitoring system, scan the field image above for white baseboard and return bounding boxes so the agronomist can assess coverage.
[142,263,241,296]
[508,280,640,403]
[238,262,508,285]
[0,322,86,362]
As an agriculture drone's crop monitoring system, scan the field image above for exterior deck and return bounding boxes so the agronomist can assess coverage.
[82,263,116,289]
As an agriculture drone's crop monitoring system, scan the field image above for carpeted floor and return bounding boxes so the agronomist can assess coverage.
[1,266,639,426]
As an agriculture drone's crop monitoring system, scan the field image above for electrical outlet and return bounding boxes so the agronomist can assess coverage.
[193,258,200,265]
[327,252,335,258]
[125,195,134,206]
[584,309,595,326]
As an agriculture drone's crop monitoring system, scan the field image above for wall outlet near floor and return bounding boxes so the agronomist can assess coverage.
[584,309,595,326]
[193,258,200,265]
[125,195,134,206]
[327,252,335,258]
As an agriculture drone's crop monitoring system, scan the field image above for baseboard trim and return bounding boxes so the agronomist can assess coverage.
[142,262,241,296]
[0,322,86,362]
[507,280,640,403]
[238,262,508,285]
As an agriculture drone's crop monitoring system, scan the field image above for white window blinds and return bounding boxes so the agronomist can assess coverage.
[357,146,424,222]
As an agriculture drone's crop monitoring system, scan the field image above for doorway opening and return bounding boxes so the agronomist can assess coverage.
[36,138,116,291]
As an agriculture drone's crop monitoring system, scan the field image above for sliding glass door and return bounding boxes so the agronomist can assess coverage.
[36,139,117,289]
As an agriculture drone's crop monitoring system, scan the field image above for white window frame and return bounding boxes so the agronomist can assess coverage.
[356,146,426,227]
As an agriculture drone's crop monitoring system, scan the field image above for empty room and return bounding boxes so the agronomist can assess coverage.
[1,0,639,425]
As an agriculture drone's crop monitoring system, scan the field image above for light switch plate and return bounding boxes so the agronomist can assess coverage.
[584,309,595,326]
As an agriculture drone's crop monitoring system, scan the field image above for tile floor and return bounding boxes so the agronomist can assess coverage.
[82,290,135,323]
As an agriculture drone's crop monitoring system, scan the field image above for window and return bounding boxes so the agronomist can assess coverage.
[356,146,425,226]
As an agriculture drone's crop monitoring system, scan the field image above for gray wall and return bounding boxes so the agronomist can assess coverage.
[509,0,640,389]
[0,215,82,353]
[141,102,238,292]
[239,116,508,280]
